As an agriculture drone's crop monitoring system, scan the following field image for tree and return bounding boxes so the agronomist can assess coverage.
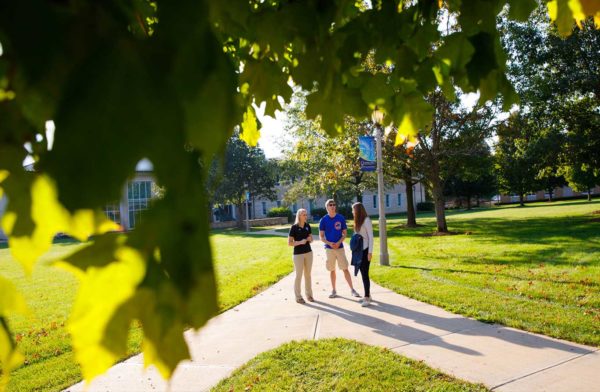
[558,98,600,200]
[210,134,277,227]
[0,1,598,386]
[444,142,497,209]
[413,91,496,232]
[281,91,379,206]
[383,129,421,227]
[495,114,539,206]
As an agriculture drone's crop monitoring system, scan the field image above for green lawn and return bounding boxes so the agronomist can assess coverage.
[370,199,600,347]
[213,339,487,392]
[1,232,291,392]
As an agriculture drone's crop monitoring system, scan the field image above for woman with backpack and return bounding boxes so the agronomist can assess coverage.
[352,202,374,307]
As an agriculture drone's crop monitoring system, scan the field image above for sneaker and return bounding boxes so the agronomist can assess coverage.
[307,296,315,302]
[328,290,337,298]
[296,297,306,304]
[358,297,365,304]
[361,297,371,307]
[351,289,360,297]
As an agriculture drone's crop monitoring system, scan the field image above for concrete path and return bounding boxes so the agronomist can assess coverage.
[67,234,600,392]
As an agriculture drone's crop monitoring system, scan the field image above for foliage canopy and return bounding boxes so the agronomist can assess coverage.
[0,0,598,387]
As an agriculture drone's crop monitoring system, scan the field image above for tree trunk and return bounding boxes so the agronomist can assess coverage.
[431,179,448,232]
[519,193,524,207]
[356,192,363,203]
[466,193,471,210]
[588,188,592,201]
[476,196,480,207]
[548,188,553,202]
[236,202,245,228]
[405,179,417,227]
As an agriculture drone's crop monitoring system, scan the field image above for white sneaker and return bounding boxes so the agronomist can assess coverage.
[328,290,337,298]
[361,297,371,307]
[351,288,360,297]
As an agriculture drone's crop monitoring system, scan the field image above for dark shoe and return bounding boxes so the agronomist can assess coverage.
[307,296,315,302]
[296,298,306,304]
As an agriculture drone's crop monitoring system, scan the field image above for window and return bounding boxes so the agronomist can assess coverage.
[397,193,402,206]
[292,203,297,213]
[262,201,267,215]
[128,180,153,229]
[372,194,377,209]
[385,194,390,208]
[104,203,121,225]
[276,200,282,207]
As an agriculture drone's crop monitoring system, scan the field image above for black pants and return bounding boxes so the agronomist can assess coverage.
[359,248,371,297]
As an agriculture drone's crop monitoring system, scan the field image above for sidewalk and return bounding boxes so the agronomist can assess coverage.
[67,235,600,392]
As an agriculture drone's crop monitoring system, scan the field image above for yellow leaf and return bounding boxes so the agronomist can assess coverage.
[240,106,260,146]
[0,276,28,391]
[65,246,146,382]
[4,175,119,273]
[548,0,600,36]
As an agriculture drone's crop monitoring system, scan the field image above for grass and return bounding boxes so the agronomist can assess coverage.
[1,232,291,392]
[212,339,487,392]
[370,199,600,347]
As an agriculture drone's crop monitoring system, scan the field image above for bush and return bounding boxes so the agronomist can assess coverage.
[267,207,293,222]
[417,201,435,212]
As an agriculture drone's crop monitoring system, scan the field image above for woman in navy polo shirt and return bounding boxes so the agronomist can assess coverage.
[288,208,314,304]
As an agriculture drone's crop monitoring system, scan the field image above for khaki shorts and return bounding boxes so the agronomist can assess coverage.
[325,248,349,271]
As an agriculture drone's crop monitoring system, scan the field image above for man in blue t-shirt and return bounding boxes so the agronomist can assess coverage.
[319,199,360,299]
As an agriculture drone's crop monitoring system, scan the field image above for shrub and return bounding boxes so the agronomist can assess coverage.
[267,207,293,222]
[417,201,435,211]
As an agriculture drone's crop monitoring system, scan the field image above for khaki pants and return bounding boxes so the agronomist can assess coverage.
[293,251,313,299]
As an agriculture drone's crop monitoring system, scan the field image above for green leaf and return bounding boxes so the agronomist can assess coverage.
[435,33,475,72]
[241,59,293,117]
[360,74,394,110]
[466,32,500,90]
[240,106,260,146]
[508,0,537,21]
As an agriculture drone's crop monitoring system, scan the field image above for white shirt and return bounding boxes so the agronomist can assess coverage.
[356,217,374,252]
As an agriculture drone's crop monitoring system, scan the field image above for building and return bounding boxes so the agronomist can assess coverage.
[499,185,600,204]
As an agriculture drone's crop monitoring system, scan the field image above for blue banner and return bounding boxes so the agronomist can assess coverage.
[359,136,376,172]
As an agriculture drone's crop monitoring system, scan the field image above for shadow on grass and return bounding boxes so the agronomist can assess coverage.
[388,264,600,288]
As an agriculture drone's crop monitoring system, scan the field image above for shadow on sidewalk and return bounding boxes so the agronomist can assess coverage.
[369,299,593,354]
[305,297,592,357]
[306,300,482,356]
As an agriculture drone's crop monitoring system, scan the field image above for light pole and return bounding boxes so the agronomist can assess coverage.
[245,190,250,232]
[373,111,389,266]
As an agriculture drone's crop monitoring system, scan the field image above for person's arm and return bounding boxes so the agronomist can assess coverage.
[337,229,347,246]
[319,230,328,245]
[289,236,307,247]
[366,219,374,260]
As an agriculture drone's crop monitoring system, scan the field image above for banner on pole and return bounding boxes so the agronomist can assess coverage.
[359,136,376,172]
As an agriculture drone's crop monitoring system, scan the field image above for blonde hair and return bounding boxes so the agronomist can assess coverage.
[294,208,308,225]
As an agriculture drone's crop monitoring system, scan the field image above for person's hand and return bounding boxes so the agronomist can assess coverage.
[301,239,307,245]
[368,253,372,261]
[331,242,339,249]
